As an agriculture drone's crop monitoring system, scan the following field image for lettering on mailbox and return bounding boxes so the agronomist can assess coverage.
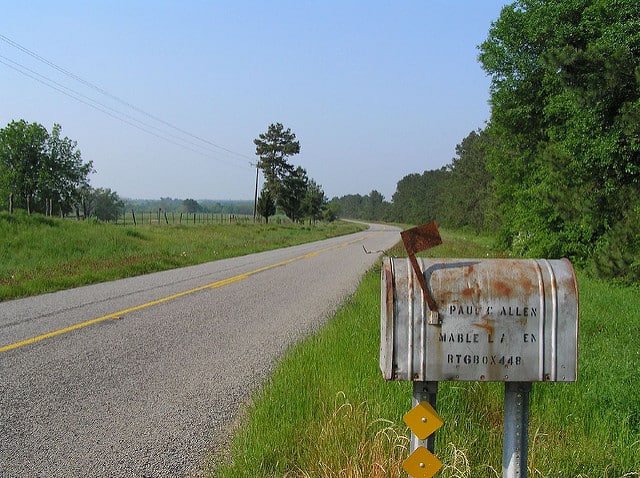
[426,299,545,381]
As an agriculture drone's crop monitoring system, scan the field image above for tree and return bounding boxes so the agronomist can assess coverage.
[181,198,203,213]
[75,184,95,219]
[43,124,93,215]
[335,194,364,219]
[323,199,340,222]
[391,169,449,225]
[0,120,48,213]
[365,190,387,221]
[441,129,496,232]
[256,187,276,223]
[302,179,326,224]
[0,120,93,215]
[332,191,392,222]
[92,188,123,221]
[253,123,300,204]
[279,166,308,222]
[479,0,640,266]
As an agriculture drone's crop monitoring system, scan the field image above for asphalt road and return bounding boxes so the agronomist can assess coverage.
[0,223,401,477]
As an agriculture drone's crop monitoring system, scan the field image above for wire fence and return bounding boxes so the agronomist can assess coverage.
[114,209,256,226]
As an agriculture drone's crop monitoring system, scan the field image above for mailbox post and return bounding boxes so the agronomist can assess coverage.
[381,242,578,477]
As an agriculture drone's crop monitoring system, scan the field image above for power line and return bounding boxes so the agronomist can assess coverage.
[0,54,246,168]
[0,33,254,165]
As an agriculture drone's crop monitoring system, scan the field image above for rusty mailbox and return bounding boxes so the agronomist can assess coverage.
[380,257,579,382]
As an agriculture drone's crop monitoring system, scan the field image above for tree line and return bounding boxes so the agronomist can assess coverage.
[331,128,494,229]
[0,118,331,223]
[334,0,640,283]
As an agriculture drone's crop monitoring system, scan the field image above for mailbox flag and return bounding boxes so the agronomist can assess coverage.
[400,222,443,314]
[400,222,443,256]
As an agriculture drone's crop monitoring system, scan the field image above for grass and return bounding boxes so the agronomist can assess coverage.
[0,210,366,300]
[211,229,640,478]
[3,214,638,475]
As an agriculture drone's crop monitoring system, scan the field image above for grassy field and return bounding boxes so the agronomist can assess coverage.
[211,230,640,477]
[0,211,366,301]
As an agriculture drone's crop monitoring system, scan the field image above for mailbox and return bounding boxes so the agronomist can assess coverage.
[380,257,578,382]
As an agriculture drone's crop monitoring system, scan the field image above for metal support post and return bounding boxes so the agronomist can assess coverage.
[503,382,531,478]
[411,381,439,453]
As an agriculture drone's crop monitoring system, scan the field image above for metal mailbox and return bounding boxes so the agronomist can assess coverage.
[380,257,578,382]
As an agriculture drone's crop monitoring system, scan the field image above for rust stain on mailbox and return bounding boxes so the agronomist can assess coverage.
[380,257,578,382]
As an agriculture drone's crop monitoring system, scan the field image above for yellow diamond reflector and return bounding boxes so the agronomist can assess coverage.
[403,401,444,440]
[403,446,443,478]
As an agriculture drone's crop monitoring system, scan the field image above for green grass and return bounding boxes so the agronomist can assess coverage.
[211,229,640,478]
[3,214,638,475]
[0,211,366,300]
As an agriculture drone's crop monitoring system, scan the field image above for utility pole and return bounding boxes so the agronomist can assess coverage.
[252,162,259,221]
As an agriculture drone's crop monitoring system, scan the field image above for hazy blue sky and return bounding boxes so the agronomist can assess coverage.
[1,1,506,201]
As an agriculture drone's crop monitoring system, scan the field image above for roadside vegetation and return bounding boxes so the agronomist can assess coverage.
[211,230,639,478]
[0,211,365,301]
[332,0,640,287]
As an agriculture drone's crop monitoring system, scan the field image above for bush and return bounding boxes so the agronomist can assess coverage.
[589,197,640,284]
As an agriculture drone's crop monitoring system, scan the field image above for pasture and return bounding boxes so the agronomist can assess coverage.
[0,211,365,301]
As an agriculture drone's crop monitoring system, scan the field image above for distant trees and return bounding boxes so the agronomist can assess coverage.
[92,188,124,221]
[253,122,328,222]
[181,198,204,213]
[0,120,93,215]
[332,191,391,222]
[391,169,448,225]
[332,130,494,231]
[127,198,254,216]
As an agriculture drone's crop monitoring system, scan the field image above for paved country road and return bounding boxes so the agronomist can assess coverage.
[0,224,400,477]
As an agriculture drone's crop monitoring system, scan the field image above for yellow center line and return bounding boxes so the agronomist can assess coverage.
[0,232,380,353]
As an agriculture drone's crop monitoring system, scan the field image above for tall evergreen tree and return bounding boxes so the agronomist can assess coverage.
[253,123,300,205]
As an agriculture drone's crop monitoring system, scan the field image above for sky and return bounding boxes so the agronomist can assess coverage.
[1,1,507,201]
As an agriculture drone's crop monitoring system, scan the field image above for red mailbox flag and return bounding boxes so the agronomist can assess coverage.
[400,221,442,314]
